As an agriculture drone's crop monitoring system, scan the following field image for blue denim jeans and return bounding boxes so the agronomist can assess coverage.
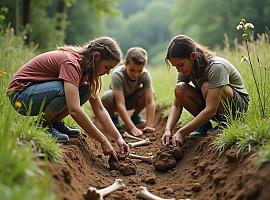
[9,81,90,116]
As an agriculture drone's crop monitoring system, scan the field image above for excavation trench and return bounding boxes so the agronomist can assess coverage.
[49,107,270,200]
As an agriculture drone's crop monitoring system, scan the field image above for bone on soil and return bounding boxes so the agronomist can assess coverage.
[84,179,125,200]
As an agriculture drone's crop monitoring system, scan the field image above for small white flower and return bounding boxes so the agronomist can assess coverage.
[237,24,243,30]
[244,23,254,30]
[241,56,248,63]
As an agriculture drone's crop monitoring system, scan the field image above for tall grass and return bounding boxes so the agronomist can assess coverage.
[214,33,270,166]
[0,28,61,200]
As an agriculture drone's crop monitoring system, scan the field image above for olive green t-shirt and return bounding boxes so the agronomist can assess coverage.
[110,65,152,97]
[177,56,249,102]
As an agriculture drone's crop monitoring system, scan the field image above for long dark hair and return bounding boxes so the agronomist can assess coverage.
[165,35,215,72]
[58,37,122,97]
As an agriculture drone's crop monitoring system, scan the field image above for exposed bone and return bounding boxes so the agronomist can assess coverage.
[129,153,155,163]
[122,131,145,141]
[136,186,175,200]
[128,138,151,148]
[84,179,125,200]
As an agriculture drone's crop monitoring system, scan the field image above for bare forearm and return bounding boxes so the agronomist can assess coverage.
[146,102,155,127]
[165,104,182,131]
[117,105,135,129]
[70,109,107,143]
[94,108,122,140]
[179,109,215,137]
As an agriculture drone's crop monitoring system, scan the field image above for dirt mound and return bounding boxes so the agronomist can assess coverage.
[48,107,270,200]
[153,145,184,171]
[109,153,137,176]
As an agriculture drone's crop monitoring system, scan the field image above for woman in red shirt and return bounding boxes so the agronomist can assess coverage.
[7,37,129,160]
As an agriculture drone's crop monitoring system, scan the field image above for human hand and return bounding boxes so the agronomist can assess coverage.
[100,139,118,161]
[161,130,172,146]
[117,137,130,155]
[130,127,143,136]
[172,131,184,147]
[142,126,156,133]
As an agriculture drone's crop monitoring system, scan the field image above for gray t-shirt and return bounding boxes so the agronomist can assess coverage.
[110,65,152,97]
[178,56,249,102]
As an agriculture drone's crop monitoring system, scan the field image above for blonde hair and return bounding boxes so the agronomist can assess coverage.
[125,47,148,65]
[58,37,122,98]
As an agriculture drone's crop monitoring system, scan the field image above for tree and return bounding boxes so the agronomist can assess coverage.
[0,0,120,50]
[104,1,174,63]
[171,0,270,47]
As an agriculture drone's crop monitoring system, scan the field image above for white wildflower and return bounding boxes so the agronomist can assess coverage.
[244,23,254,30]
[241,56,248,63]
[237,24,243,30]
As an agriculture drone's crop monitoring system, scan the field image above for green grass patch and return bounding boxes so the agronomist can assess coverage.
[213,35,270,165]
[0,29,60,200]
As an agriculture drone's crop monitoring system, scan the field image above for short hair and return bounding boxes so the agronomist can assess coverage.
[125,47,148,65]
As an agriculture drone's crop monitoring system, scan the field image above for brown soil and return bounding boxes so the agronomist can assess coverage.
[48,107,270,200]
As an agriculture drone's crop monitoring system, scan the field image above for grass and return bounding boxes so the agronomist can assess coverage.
[0,112,57,200]
[213,34,270,165]
[1,26,269,199]
[0,28,61,200]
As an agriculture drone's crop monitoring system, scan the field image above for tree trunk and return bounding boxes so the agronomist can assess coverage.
[15,0,20,35]
[22,0,31,44]
[56,0,67,31]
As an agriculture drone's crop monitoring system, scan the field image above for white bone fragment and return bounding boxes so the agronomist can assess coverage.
[128,138,150,148]
[85,179,125,200]
[129,153,155,163]
[122,131,145,141]
[136,186,175,200]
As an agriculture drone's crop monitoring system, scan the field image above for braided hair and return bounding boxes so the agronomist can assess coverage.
[58,37,122,97]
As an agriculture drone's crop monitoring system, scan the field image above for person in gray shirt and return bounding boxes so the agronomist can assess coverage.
[102,47,156,136]
[161,35,249,147]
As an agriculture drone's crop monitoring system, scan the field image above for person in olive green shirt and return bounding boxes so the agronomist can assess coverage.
[161,35,249,147]
[102,47,156,136]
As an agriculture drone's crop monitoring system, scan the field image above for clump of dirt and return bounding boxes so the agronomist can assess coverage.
[83,187,100,200]
[153,145,184,171]
[108,153,137,176]
[48,107,270,200]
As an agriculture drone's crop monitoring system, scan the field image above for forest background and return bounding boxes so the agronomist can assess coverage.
[1,0,269,66]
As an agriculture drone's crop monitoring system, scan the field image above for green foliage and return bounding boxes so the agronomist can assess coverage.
[65,0,104,44]
[104,1,173,64]
[0,6,8,28]
[258,142,270,165]
[117,0,155,18]
[1,0,119,51]
[0,29,61,199]
[31,6,66,51]
[65,0,120,44]
[213,31,270,165]
[0,114,57,200]
[214,114,270,152]
[85,0,119,16]
[172,0,270,47]
[237,19,269,118]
